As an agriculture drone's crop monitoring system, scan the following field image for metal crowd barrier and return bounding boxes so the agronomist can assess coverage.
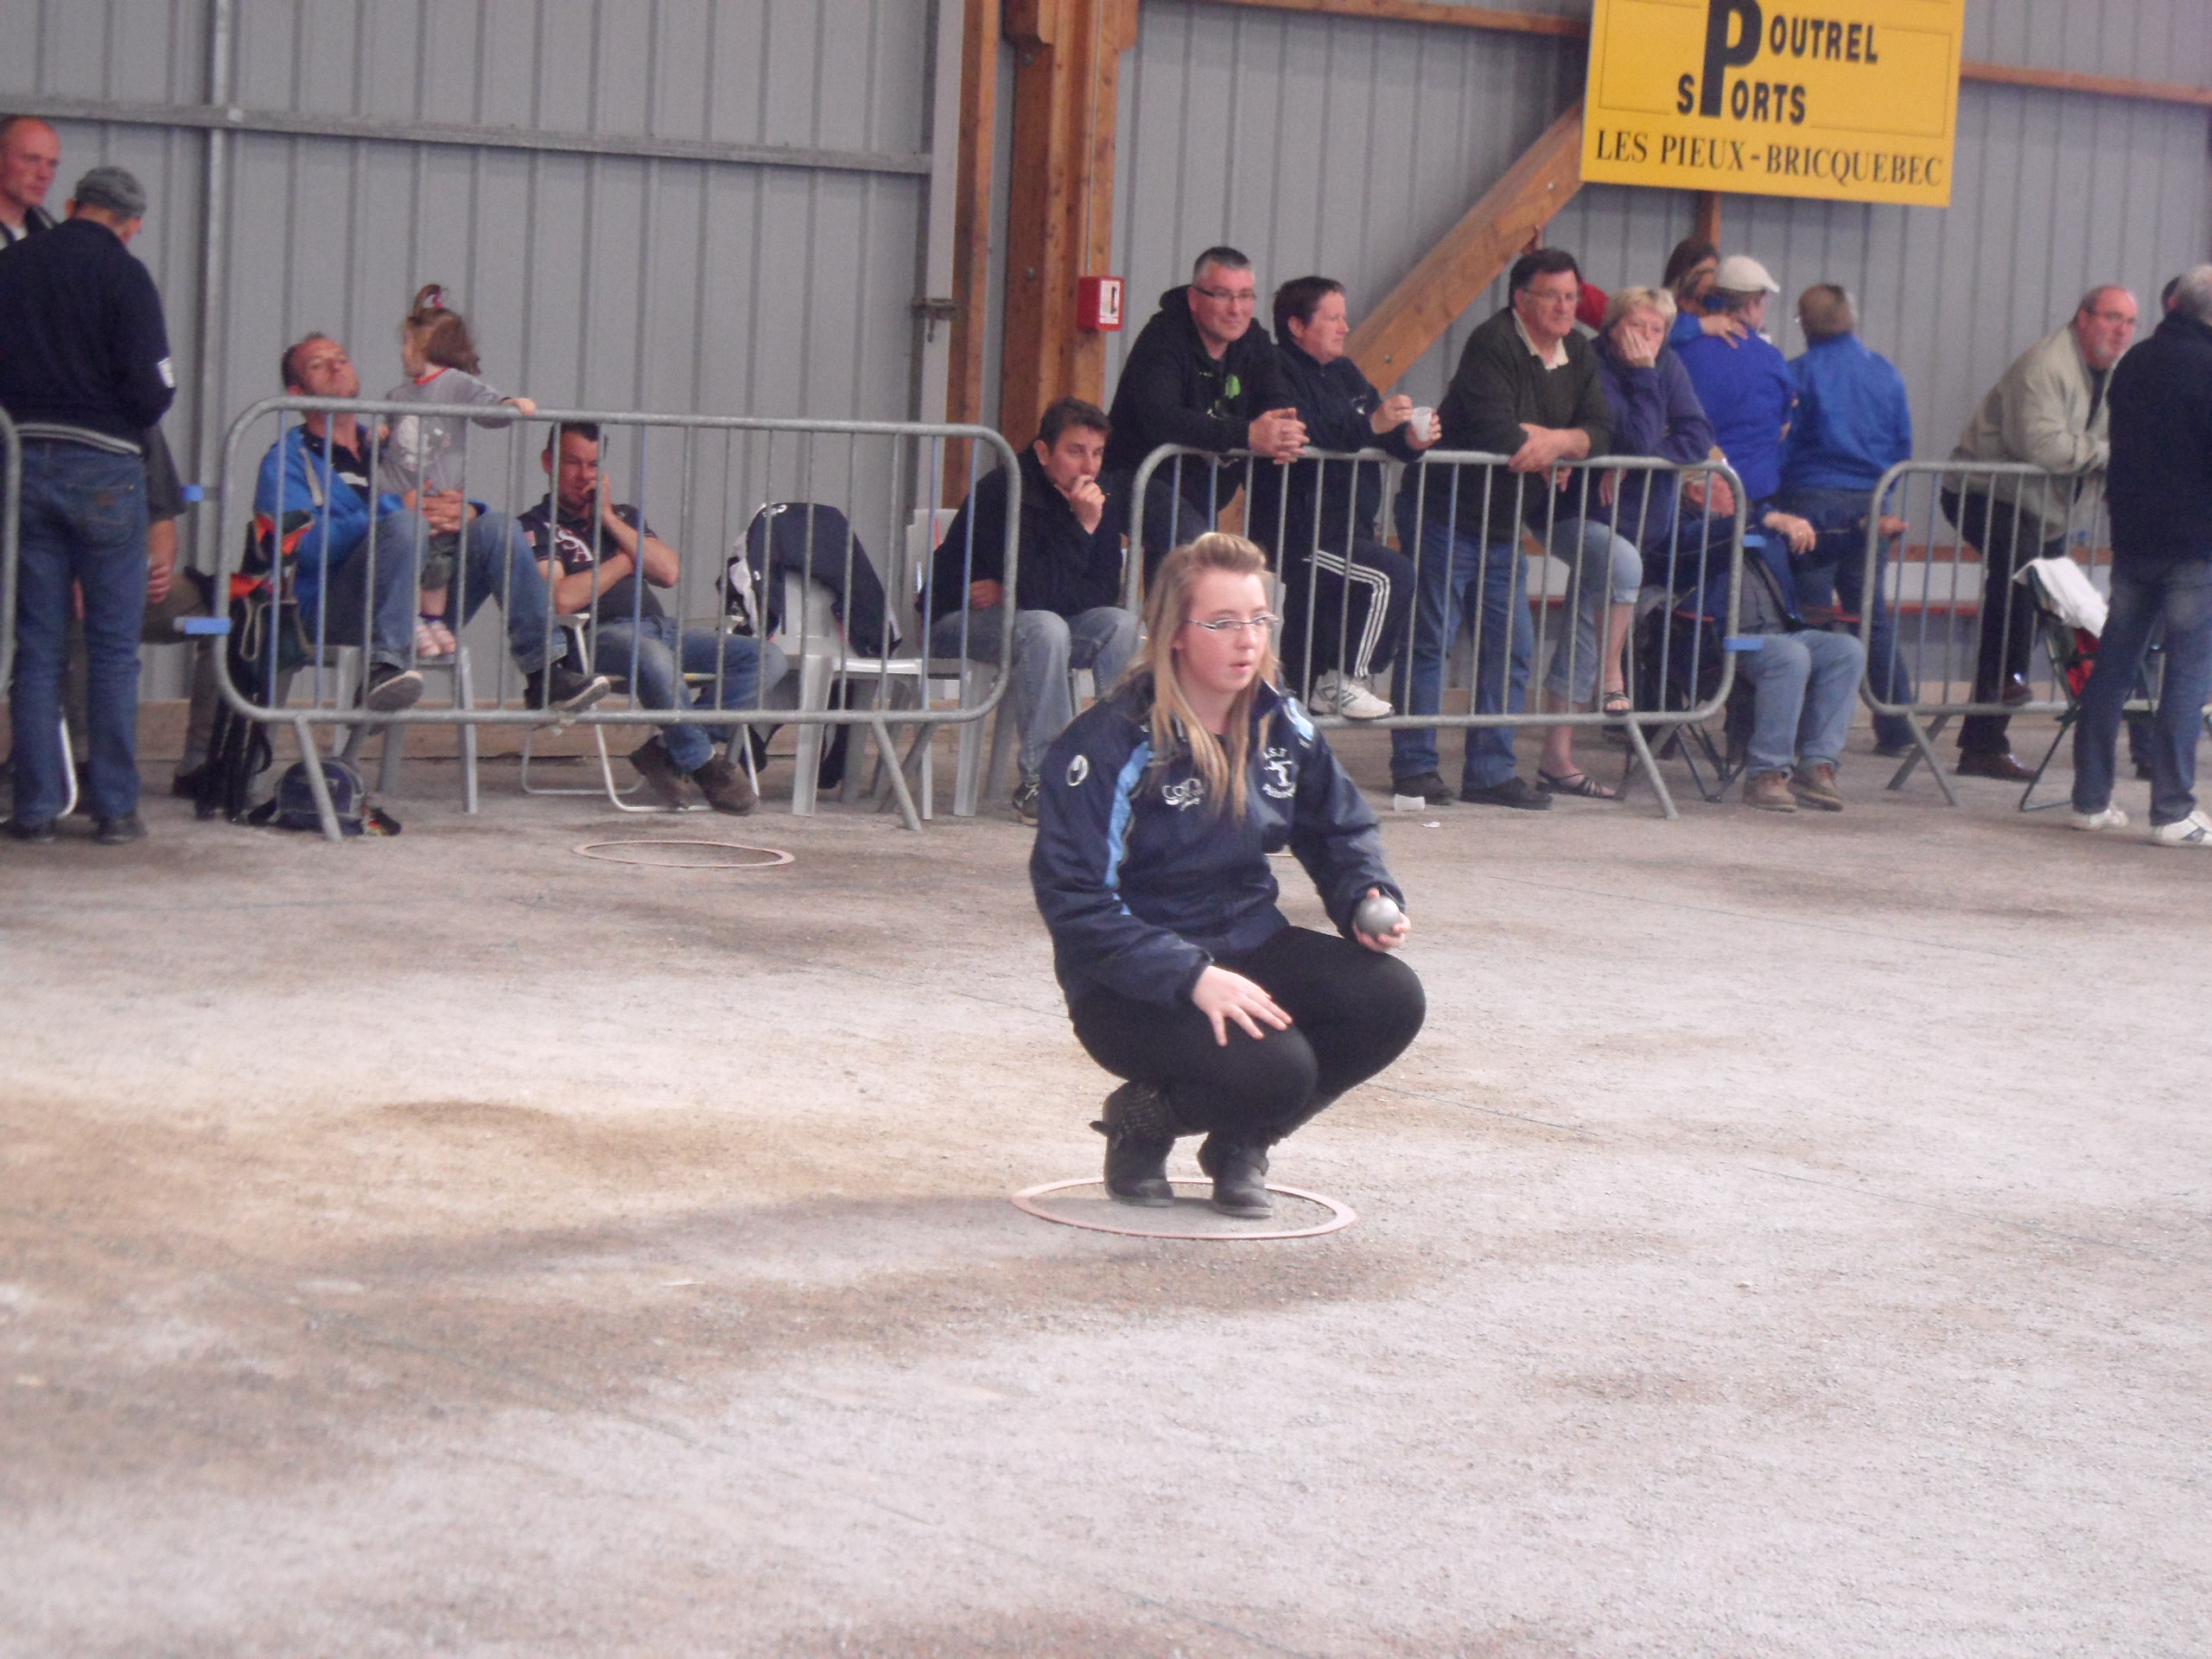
[0,409,19,698]
[210,397,1020,840]
[1853,459,2107,806]
[1125,442,1748,819]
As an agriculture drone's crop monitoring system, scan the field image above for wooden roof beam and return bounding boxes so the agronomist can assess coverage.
[1346,102,1585,391]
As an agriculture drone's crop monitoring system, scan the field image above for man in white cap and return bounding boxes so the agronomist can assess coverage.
[0,164,175,844]
[1676,254,1868,811]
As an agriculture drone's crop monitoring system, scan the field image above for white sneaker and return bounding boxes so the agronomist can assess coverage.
[2070,804,2129,831]
[1308,670,1392,720]
[2150,809,2212,847]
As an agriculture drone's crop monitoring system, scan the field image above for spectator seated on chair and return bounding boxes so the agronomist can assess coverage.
[1677,258,1866,811]
[927,397,1139,825]
[1777,282,1916,757]
[1246,275,1425,725]
[257,333,606,718]
[518,422,786,816]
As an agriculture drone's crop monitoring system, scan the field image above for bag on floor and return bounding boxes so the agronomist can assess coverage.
[247,758,401,836]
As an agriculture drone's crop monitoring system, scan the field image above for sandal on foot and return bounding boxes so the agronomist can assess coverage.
[1537,768,1620,800]
[1600,690,1632,717]
[416,615,457,658]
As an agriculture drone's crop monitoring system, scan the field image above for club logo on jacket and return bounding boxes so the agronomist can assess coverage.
[1260,747,1296,799]
[1160,777,1205,810]
[1065,754,1090,787]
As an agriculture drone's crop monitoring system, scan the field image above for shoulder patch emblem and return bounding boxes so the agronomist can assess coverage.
[1065,753,1091,786]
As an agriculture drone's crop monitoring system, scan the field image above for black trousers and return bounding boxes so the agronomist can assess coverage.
[1278,536,1417,686]
[1942,489,2064,754]
[1069,926,1426,1143]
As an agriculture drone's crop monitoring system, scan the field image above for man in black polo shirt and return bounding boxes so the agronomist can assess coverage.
[1389,247,1612,810]
[0,165,174,844]
[518,423,785,813]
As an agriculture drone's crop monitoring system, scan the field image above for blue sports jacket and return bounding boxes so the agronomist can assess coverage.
[1780,333,1912,495]
[1030,676,1402,1007]
[252,425,405,613]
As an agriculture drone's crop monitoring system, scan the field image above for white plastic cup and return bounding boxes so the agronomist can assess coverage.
[1409,405,1436,443]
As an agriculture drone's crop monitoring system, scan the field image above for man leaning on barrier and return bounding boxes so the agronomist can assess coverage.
[1103,245,1305,577]
[1389,247,1611,811]
[2068,266,2212,848]
[1946,285,2136,781]
[927,397,1139,826]
[258,334,607,719]
[1246,275,1426,722]
[0,165,174,847]
[1777,283,1916,757]
[518,422,784,816]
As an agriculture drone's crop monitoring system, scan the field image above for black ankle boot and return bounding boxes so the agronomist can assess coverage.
[1091,1080,1178,1206]
[1197,1135,1273,1218]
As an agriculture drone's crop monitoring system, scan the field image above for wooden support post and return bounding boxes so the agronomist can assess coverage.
[1346,103,1585,392]
[1692,190,1721,248]
[942,0,1001,505]
[999,0,1139,454]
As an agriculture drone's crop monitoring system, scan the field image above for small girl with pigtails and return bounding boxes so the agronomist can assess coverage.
[379,284,537,655]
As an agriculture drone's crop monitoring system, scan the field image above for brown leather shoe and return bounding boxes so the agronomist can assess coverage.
[1744,770,1797,812]
[692,752,759,816]
[1789,761,1846,811]
[627,736,695,808]
[1955,750,2035,782]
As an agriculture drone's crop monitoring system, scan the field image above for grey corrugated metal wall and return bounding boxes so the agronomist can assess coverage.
[3,0,948,695]
[1104,0,2209,467]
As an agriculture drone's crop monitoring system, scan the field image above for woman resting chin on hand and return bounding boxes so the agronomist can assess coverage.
[1029,532,1426,1219]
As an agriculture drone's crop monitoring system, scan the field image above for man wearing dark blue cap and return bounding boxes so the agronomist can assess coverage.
[0,164,175,844]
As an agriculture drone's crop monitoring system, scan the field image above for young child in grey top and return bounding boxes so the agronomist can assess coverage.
[379,284,537,654]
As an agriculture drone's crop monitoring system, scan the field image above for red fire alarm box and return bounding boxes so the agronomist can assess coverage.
[1077,275,1124,332]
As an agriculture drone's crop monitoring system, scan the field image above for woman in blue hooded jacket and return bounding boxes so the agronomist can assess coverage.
[1031,533,1425,1218]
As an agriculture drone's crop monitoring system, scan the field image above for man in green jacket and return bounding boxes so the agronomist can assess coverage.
[1945,287,2135,779]
[1390,248,1612,810]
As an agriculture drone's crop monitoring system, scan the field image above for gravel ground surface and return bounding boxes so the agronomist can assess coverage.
[3,722,2208,1657]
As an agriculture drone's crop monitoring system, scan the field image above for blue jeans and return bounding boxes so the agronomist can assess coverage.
[1541,517,1641,703]
[10,442,148,823]
[354,506,564,674]
[1785,486,1911,749]
[2070,562,2212,825]
[931,605,1140,784]
[1736,628,1866,775]
[1389,510,1531,791]
[593,616,789,772]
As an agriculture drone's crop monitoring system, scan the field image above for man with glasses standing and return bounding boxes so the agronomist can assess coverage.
[1389,247,1611,810]
[1945,286,2137,781]
[1103,246,1305,580]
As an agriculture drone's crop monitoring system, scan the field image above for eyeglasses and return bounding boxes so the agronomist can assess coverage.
[2086,309,2137,327]
[1185,613,1278,635]
[1192,284,1257,305]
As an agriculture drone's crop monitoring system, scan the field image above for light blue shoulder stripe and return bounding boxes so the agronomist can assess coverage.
[1277,695,1315,743]
[1103,740,1151,900]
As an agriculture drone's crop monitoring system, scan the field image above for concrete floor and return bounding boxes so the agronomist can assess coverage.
[3,718,2209,1657]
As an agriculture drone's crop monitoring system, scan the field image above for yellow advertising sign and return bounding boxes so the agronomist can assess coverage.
[1581,0,1964,207]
